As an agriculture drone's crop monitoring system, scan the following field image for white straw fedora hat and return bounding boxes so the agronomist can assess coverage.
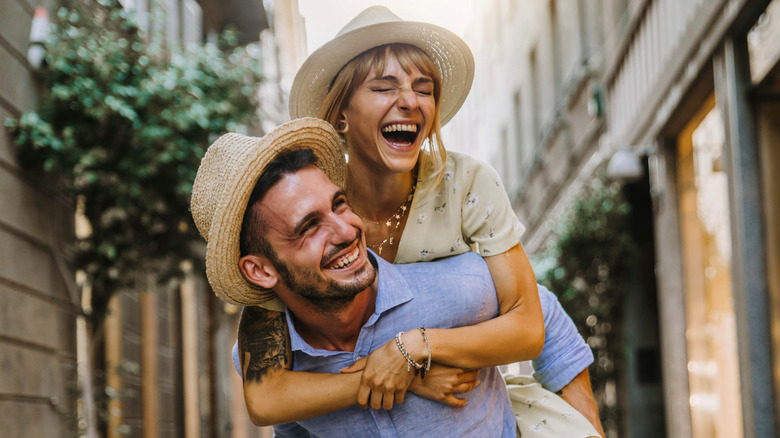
[289,5,474,126]
[190,118,346,310]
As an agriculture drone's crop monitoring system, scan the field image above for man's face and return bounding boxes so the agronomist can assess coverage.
[257,165,376,310]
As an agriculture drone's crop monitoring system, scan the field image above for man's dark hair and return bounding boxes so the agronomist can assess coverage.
[239,148,318,258]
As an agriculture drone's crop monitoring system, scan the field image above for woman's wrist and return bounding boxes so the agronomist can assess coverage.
[401,330,426,362]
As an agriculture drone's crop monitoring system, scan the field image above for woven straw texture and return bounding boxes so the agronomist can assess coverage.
[191,118,346,310]
[289,5,474,126]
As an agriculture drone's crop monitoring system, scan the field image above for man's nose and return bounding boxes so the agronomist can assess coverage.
[329,213,356,242]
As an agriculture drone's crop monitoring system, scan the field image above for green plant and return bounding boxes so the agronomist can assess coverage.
[533,176,634,436]
[5,0,263,319]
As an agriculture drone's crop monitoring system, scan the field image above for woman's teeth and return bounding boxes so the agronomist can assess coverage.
[382,124,419,146]
[382,123,417,133]
[329,247,360,269]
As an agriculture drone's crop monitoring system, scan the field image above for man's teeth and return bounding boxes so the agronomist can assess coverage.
[329,247,360,269]
[382,124,417,133]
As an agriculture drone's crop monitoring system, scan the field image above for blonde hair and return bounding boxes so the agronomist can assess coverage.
[318,44,447,199]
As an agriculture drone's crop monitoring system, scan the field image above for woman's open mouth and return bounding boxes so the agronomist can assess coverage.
[382,123,419,147]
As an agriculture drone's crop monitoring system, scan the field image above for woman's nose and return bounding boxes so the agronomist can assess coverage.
[397,88,419,112]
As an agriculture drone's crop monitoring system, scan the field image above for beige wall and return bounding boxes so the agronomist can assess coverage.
[442,0,605,253]
[0,1,79,437]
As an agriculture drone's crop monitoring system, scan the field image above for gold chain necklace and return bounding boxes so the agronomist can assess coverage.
[361,183,416,255]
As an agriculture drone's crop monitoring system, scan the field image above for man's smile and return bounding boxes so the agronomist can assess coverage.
[325,245,361,270]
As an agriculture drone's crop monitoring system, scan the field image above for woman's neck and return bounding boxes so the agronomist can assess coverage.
[346,162,416,223]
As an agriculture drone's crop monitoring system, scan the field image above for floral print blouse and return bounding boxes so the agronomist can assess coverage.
[394,151,525,264]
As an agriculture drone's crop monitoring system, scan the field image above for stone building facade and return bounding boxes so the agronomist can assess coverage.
[0,0,78,436]
[0,0,305,437]
[446,0,780,437]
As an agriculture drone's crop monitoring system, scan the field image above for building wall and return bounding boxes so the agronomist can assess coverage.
[0,1,278,437]
[447,0,780,436]
[0,1,79,437]
[444,0,606,255]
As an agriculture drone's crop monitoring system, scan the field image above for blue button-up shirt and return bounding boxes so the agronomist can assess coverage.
[274,251,516,437]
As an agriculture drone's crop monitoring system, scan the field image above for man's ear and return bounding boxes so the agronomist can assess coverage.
[238,254,279,290]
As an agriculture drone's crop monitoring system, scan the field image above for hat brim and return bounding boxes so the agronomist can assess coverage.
[198,118,346,310]
[289,20,474,126]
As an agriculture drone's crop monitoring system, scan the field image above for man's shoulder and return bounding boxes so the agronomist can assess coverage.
[393,251,489,279]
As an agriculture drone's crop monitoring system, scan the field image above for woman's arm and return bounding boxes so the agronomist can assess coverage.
[345,242,544,408]
[238,306,476,425]
[405,242,544,367]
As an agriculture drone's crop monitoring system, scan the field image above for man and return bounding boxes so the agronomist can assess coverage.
[190,118,602,437]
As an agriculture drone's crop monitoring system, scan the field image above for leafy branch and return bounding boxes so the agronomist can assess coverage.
[534,176,635,435]
[5,0,263,318]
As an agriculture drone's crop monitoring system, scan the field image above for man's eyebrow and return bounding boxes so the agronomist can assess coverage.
[332,190,348,207]
[292,211,319,236]
[290,190,347,235]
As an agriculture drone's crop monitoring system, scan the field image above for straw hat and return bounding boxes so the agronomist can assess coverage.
[289,5,474,126]
[190,118,346,310]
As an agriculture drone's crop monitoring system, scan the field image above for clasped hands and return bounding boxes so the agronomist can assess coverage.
[340,332,480,410]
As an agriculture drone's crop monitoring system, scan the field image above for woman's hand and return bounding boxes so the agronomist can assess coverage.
[408,363,480,407]
[340,335,416,410]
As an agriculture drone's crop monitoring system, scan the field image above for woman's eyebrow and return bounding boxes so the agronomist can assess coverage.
[367,75,399,83]
[368,75,433,85]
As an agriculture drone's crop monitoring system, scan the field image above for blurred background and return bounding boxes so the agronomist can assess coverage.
[1,0,779,437]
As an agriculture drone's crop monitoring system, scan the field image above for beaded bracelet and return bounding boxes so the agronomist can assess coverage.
[395,329,433,379]
[395,331,423,372]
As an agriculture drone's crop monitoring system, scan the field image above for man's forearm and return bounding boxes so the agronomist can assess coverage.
[239,306,362,426]
[558,368,604,437]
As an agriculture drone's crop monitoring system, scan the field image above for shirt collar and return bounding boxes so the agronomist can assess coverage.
[286,249,415,354]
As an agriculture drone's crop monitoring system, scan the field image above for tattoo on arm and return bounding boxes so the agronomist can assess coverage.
[238,306,290,383]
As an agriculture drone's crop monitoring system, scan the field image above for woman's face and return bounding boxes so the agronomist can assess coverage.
[340,55,436,175]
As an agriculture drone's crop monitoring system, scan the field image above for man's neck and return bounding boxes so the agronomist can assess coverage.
[286,283,378,352]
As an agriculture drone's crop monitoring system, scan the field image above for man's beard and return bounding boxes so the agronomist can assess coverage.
[268,230,376,312]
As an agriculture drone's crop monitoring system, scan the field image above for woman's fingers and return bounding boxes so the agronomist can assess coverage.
[441,393,468,407]
[382,392,395,410]
[356,383,371,409]
[370,388,385,410]
[453,379,480,393]
[457,369,479,383]
[340,356,368,373]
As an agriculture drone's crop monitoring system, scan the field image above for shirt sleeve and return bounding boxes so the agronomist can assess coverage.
[232,340,242,377]
[532,284,594,392]
[274,422,312,438]
[457,155,524,257]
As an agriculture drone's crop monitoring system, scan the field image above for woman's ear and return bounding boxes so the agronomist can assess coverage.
[238,255,279,290]
[337,113,349,134]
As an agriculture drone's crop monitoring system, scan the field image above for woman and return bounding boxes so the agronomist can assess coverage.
[237,6,602,437]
